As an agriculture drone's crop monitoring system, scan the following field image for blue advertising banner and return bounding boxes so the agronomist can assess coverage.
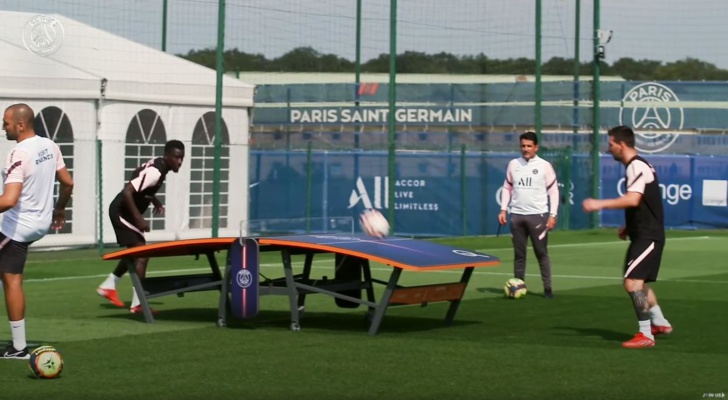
[249,151,728,237]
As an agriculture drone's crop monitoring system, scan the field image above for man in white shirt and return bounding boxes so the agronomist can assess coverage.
[498,131,559,298]
[0,103,74,360]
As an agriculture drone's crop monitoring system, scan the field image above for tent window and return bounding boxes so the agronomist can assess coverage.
[35,106,74,234]
[124,109,167,231]
[189,112,230,229]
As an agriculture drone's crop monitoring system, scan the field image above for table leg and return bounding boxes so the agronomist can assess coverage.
[127,258,155,323]
[281,249,301,331]
[367,267,402,335]
[444,267,474,326]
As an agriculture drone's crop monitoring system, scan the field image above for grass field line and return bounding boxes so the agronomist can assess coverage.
[475,235,712,252]
[23,258,727,285]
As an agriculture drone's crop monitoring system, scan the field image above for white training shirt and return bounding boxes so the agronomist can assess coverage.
[2,136,65,242]
[500,155,560,216]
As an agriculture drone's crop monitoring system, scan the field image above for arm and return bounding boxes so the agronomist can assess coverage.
[545,163,560,229]
[0,150,28,213]
[0,183,22,213]
[122,183,149,232]
[498,161,514,225]
[583,161,649,212]
[124,165,164,231]
[585,192,642,211]
[150,195,165,215]
[51,167,75,230]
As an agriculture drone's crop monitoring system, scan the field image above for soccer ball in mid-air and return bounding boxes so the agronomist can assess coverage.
[360,209,390,238]
[28,346,64,379]
[504,278,527,299]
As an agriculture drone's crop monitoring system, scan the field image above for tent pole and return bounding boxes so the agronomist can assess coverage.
[212,0,225,238]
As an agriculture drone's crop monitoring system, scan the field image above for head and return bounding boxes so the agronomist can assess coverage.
[163,140,185,173]
[519,131,539,160]
[607,125,638,164]
[3,103,36,141]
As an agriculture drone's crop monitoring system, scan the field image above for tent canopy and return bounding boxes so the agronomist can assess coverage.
[0,11,254,107]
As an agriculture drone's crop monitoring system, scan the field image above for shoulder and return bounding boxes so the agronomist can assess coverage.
[626,157,656,178]
[153,157,167,171]
[628,158,653,172]
[7,146,30,162]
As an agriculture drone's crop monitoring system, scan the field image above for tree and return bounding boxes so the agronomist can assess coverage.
[177,46,728,80]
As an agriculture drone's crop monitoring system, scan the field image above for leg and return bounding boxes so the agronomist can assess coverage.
[622,239,663,348]
[526,214,553,296]
[130,257,154,314]
[99,218,145,307]
[0,236,32,359]
[510,214,528,281]
[645,284,672,333]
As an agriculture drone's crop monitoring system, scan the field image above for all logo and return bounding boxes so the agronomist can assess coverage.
[619,82,684,154]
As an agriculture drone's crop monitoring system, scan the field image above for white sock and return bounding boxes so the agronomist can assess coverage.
[131,288,140,308]
[100,273,119,290]
[638,320,654,340]
[10,319,26,350]
[649,305,670,326]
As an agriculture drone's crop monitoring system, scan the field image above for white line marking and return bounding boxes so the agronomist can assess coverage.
[474,235,712,252]
[23,258,728,285]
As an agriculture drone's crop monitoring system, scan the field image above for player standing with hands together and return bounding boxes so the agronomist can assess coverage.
[498,131,559,298]
[583,125,672,349]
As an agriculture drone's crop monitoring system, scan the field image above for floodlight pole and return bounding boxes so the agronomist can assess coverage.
[387,0,397,231]
[212,0,226,238]
[162,0,168,52]
[591,0,601,229]
[535,0,542,143]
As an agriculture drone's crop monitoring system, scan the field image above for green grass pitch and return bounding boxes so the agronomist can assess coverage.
[1,229,726,400]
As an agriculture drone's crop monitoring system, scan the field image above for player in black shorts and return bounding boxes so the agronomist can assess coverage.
[583,126,672,349]
[96,140,185,314]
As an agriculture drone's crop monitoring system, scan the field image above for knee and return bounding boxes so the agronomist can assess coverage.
[1,274,23,290]
[136,258,150,269]
[623,278,643,292]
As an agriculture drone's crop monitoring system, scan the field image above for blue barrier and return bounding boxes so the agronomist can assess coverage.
[249,151,728,236]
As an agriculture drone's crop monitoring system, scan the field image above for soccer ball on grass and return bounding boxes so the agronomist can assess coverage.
[504,278,527,299]
[28,345,64,379]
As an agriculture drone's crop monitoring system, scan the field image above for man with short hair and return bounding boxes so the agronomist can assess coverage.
[96,140,185,314]
[583,125,672,349]
[1,103,74,359]
[498,131,559,298]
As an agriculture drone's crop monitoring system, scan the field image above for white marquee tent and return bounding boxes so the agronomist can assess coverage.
[0,10,254,248]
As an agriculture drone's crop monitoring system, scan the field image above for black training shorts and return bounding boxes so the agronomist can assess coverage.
[623,239,665,283]
[0,232,32,274]
[109,208,146,247]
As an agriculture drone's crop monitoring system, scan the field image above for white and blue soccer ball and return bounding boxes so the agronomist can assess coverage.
[504,278,527,299]
[28,345,64,379]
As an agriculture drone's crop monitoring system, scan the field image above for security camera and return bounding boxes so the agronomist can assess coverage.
[597,45,606,59]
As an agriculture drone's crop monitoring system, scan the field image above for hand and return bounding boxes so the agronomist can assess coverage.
[153,205,165,216]
[582,198,602,212]
[136,218,150,232]
[547,216,557,230]
[51,209,66,231]
[498,210,508,225]
[617,225,628,241]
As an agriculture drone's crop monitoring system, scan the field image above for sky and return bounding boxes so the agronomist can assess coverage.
[2,0,728,68]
